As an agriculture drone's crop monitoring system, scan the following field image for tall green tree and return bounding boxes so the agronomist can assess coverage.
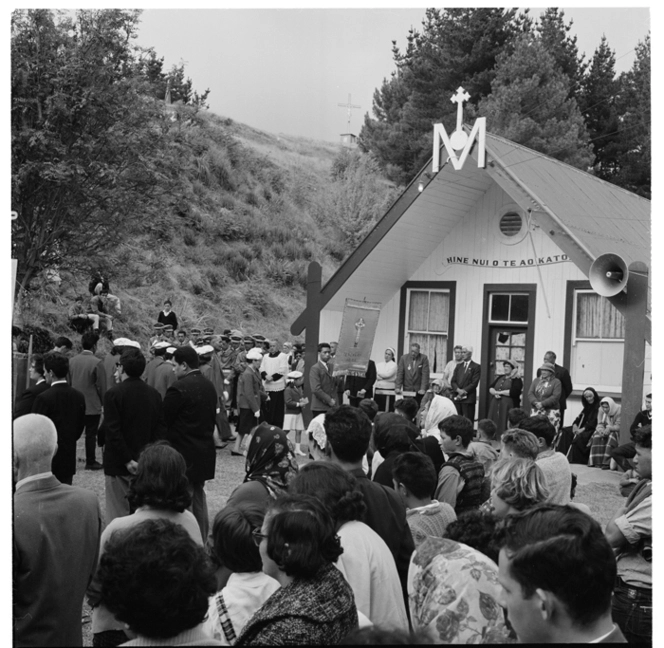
[359,8,531,184]
[579,37,622,181]
[477,34,593,170]
[613,35,650,198]
[535,8,586,95]
[11,9,184,292]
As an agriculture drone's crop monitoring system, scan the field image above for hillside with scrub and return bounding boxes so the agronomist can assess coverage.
[13,110,398,350]
[11,10,398,352]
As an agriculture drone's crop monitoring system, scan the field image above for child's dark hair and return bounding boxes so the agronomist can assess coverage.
[477,418,497,440]
[211,503,264,573]
[392,452,436,499]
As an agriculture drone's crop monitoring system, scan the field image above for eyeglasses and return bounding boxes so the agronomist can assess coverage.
[251,529,268,547]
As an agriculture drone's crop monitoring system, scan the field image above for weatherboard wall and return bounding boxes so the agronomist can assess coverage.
[320,180,651,422]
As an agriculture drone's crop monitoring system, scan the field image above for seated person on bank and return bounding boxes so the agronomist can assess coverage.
[68,295,100,333]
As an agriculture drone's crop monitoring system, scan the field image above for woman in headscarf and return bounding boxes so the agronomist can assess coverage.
[487,359,523,437]
[226,423,299,512]
[527,362,562,434]
[407,530,510,644]
[588,396,622,469]
[565,387,601,464]
[374,347,398,412]
[421,385,458,441]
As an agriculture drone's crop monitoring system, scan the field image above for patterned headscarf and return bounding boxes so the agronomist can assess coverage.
[244,423,299,498]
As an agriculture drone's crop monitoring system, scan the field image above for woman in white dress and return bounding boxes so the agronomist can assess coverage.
[374,347,397,412]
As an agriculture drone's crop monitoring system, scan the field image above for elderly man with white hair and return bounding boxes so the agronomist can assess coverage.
[450,345,482,423]
[13,414,102,648]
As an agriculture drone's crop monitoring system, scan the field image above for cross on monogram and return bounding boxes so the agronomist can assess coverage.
[451,86,470,132]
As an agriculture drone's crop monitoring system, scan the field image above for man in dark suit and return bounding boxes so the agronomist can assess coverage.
[395,342,430,405]
[309,342,337,418]
[32,353,86,485]
[69,331,104,470]
[13,354,49,418]
[451,345,481,423]
[324,405,415,614]
[13,413,102,647]
[163,345,218,540]
[100,348,166,524]
[537,351,573,425]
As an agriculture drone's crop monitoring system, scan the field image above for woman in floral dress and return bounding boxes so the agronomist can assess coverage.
[408,536,511,644]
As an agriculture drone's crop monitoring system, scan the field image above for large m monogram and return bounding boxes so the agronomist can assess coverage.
[432,87,486,172]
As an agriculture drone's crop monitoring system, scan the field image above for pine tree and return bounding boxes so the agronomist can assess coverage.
[535,8,586,95]
[613,35,650,198]
[359,8,530,184]
[478,34,593,170]
[579,37,621,181]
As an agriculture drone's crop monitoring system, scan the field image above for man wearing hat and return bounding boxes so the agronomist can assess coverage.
[225,333,243,422]
[157,299,178,331]
[144,341,170,389]
[162,323,174,342]
[163,346,218,540]
[153,346,177,398]
[260,340,290,428]
[149,323,165,348]
[100,348,165,523]
[202,327,214,343]
[197,345,233,445]
[536,351,573,426]
[188,327,202,349]
[234,348,265,456]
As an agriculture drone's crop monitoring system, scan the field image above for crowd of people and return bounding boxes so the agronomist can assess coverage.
[12,300,652,646]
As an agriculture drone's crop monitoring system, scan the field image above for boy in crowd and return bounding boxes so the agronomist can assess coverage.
[500,428,539,460]
[435,415,485,515]
[520,415,572,506]
[468,419,500,473]
[392,452,456,548]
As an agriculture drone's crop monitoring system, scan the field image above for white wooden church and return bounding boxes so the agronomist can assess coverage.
[313,90,651,426]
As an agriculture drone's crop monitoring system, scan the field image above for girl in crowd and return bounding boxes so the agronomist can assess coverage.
[283,371,307,456]
[289,461,408,630]
[588,396,622,469]
[489,457,550,519]
[204,503,280,645]
[236,494,359,645]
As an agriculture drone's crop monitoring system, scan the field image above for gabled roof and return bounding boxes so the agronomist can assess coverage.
[293,131,651,336]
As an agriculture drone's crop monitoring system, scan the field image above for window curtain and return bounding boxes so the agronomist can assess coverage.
[577,293,625,339]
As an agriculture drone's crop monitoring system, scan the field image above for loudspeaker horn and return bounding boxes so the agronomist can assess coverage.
[589,253,629,297]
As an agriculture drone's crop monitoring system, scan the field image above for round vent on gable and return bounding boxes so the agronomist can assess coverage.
[499,211,523,237]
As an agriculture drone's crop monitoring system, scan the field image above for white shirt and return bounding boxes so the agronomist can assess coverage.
[203,571,280,645]
[335,520,409,631]
[15,471,53,491]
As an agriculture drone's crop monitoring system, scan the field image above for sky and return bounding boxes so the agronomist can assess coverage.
[134,5,652,143]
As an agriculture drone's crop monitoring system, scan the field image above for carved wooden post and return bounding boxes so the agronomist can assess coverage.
[611,262,649,445]
[291,262,322,428]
